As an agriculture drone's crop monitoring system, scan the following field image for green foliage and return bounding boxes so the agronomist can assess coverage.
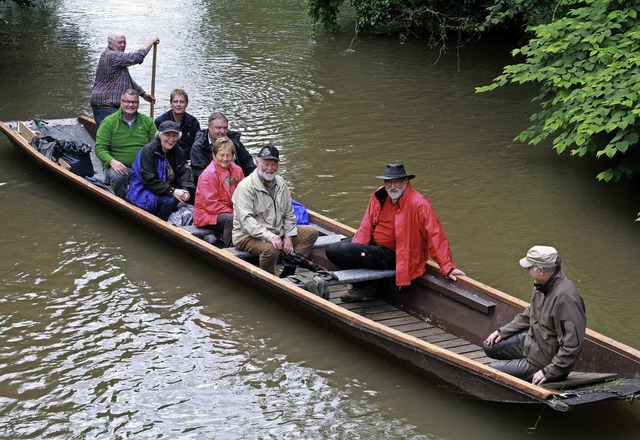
[0,0,38,6]
[0,0,41,23]
[482,0,563,29]
[306,0,346,33]
[306,0,485,46]
[477,0,640,183]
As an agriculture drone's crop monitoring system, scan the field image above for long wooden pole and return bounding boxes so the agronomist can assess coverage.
[150,43,157,119]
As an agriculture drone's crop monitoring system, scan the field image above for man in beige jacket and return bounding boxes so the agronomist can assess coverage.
[232,145,318,276]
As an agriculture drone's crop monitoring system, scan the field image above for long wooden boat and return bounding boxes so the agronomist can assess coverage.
[2,116,639,412]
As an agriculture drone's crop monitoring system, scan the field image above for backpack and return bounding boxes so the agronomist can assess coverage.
[286,269,338,300]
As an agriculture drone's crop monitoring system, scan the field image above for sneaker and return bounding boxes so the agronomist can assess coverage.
[340,284,377,303]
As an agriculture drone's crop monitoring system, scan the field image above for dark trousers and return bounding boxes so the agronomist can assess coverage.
[482,332,538,381]
[157,196,179,221]
[201,213,234,247]
[325,238,396,270]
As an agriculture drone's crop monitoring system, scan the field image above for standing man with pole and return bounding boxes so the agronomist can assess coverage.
[90,33,159,126]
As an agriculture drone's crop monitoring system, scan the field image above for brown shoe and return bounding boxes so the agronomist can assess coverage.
[340,284,377,303]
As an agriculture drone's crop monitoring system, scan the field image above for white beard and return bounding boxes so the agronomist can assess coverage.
[385,186,405,201]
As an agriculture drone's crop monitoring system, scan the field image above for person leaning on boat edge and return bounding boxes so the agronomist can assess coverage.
[154,89,201,159]
[95,89,156,198]
[325,163,465,303]
[483,246,587,386]
[190,112,257,184]
[90,33,159,126]
[231,145,318,277]
[126,121,195,220]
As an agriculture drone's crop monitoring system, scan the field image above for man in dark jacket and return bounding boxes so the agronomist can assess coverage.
[483,245,587,385]
[154,89,201,158]
[190,112,256,184]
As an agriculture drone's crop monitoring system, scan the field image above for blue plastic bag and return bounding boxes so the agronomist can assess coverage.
[292,199,310,225]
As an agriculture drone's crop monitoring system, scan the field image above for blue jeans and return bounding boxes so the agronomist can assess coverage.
[92,106,118,126]
[157,196,179,221]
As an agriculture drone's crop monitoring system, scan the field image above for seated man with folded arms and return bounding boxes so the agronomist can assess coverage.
[95,89,156,198]
[231,145,318,277]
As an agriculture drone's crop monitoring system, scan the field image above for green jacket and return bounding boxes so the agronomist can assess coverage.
[95,109,156,167]
[231,171,297,245]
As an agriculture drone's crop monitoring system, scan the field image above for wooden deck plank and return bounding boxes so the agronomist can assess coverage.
[449,344,482,355]
[464,350,490,360]
[434,338,473,350]
[422,332,458,344]
[360,309,410,320]
[402,326,439,338]
[393,322,433,332]
[375,315,423,326]
[473,356,495,365]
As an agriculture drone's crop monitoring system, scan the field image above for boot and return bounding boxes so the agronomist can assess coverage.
[340,283,377,303]
[279,266,296,278]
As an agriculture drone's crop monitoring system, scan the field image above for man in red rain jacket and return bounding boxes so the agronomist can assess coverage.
[326,163,465,302]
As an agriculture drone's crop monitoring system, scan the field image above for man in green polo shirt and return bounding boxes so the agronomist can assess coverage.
[95,88,156,198]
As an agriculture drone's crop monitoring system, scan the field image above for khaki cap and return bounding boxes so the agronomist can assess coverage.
[519,245,559,268]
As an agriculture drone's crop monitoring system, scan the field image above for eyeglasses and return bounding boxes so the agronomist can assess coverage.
[121,100,139,105]
[384,178,406,186]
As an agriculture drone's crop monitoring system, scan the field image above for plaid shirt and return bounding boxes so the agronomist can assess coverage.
[90,47,147,107]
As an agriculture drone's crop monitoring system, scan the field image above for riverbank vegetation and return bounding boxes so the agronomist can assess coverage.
[308,0,640,220]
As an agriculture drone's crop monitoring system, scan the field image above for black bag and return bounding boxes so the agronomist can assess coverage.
[31,135,63,161]
[30,136,94,177]
[59,140,94,177]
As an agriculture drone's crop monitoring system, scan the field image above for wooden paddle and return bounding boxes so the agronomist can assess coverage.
[150,43,158,119]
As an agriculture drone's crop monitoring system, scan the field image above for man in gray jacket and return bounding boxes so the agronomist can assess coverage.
[232,145,318,276]
[483,245,586,385]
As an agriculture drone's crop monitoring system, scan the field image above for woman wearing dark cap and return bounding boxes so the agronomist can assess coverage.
[126,121,195,220]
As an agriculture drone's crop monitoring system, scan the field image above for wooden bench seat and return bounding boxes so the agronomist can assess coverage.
[328,268,396,285]
[416,272,496,315]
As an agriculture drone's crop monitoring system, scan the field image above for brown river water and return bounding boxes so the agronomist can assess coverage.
[1,0,639,438]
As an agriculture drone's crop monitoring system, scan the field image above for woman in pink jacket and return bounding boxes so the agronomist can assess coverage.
[193,137,245,247]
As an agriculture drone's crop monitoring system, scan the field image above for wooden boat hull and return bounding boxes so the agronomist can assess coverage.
[2,116,639,412]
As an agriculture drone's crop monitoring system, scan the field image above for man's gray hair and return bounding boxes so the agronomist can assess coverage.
[122,89,140,99]
[107,33,125,45]
[208,112,228,124]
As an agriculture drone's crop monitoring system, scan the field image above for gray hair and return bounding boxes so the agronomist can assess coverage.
[121,89,139,99]
[107,33,125,45]
[208,112,228,124]
[156,130,183,141]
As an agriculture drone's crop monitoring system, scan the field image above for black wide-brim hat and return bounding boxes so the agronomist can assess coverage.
[376,163,415,180]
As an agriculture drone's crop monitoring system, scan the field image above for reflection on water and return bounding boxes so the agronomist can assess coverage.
[1,0,639,438]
